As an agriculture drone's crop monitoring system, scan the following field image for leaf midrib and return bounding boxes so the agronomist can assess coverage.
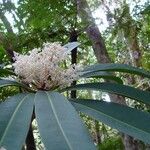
[73,101,150,136]
[46,92,73,150]
[67,83,149,104]
[83,64,150,78]
[0,94,28,145]
[0,83,18,88]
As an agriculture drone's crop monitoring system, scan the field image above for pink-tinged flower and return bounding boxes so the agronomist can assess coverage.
[13,42,82,90]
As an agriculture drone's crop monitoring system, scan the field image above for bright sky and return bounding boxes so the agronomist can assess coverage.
[2,0,148,102]
[93,0,148,32]
[4,0,148,32]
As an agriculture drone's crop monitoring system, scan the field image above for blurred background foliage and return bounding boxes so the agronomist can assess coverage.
[0,0,150,149]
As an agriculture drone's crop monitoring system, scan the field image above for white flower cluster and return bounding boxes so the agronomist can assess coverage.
[13,42,82,90]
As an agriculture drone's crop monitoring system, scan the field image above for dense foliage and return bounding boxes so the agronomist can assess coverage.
[0,0,150,149]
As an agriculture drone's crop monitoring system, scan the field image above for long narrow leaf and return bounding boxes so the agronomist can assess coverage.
[71,99,150,144]
[62,82,150,105]
[35,91,95,150]
[0,79,32,91]
[81,71,123,84]
[83,63,150,78]
[0,93,34,150]
[63,42,80,52]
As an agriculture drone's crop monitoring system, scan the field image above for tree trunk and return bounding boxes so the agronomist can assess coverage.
[76,0,139,149]
[70,29,78,98]
[0,10,15,62]
[0,11,14,34]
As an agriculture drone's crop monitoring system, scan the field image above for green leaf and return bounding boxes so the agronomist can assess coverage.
[81,71,123,84]
[83,63,150,79]
[0,79,32,91]
[63,42,80,52]
[0,93,34,150]
[71,99,150,144]
[62,82,150,105]
[0,68,16,77]
[35,91,95,150]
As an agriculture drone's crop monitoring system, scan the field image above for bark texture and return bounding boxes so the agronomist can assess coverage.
[122,4,142,68]
[70,29,78,98]
[77,0,111,63]
[76,0,126,104]
[76,0,139,149]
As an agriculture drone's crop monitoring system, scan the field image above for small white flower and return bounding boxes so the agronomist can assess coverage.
[13,42,82,90]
